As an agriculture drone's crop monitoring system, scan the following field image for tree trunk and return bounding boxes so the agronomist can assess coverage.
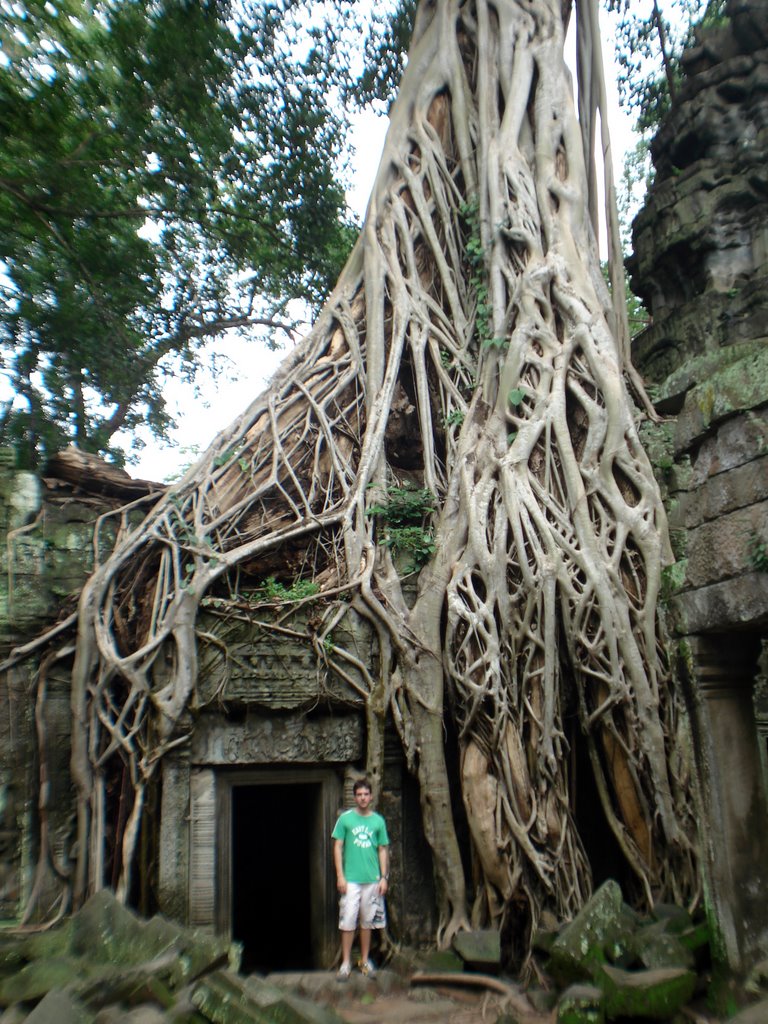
[44,0,700,964]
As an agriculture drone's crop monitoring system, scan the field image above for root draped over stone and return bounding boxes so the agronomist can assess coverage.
[19,0,700,965]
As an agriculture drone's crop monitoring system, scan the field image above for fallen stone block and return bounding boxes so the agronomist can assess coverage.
[245,977,345,1024]
[602,905,642,968]
[420,948,464,973]
[69,891,148,964]
[192,970,292,1024]
[18,922,74,964]
[70,959,177,1011]
[105,1008,167,1024]
[0,938,26,977]
[164,985,211,1024]
[24,989,94,1024]
[452,929,501,972]
[630,921,694,970]
[0,956,87,1006]
[556,983,604,1024]
[594,963,696,1019]
[173,928,234,986]
[549,881,624,981]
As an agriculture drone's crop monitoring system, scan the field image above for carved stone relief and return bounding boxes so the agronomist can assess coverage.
[191,712,363,765]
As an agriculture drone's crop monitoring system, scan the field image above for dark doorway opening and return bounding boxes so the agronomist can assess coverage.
[571,724,636,899]
[232,782,320,973]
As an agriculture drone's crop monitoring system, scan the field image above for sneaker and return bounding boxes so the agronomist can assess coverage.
[358,958,377,978]
[336,962,352,982]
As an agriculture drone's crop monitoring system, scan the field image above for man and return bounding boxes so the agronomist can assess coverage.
[332,777,390,980]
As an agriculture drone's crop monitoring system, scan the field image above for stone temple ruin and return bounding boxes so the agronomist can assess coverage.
[0,452,437,973]
[0,0,767,983]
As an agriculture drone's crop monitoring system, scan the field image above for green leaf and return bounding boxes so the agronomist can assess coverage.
[508,388,526,406]
[0,0,361,466]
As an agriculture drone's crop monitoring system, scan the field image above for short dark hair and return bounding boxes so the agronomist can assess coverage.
[353,778,372,794]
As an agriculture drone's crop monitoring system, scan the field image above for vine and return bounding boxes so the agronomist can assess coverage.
[748,532,768,573]
[460,197,507,350]
[366,484,437,571]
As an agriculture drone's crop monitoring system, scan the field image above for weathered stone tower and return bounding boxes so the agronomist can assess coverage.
[629,0,768,972]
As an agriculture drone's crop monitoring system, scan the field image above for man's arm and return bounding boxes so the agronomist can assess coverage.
[334,838,347,894]
[377,843,389,895]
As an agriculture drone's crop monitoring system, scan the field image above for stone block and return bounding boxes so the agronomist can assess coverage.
[452,929,500,971]
[69,890,148,964]
[24,989,93,1024]
[673,572,768,634]
[548,881,624,981]
[675,347,768,455]
[556,983,604,1024]
[101,1009,167,1024]
[677,457,768,529]
[684,500,768,589]
[245,977,344,1024]
[71,964,176,1012]
[593,963,696,1020]
[192,971,319,1024]
[7,472,41,530]
[420,948,464,973]
[690,408,768,486]
[0,957,86,1006]
[162,984,212,1024]
[0,939,24,976]
[630,922,694,970]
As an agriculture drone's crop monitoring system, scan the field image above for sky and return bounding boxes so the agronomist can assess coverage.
[126,13,637,484]
[122,103,386,483]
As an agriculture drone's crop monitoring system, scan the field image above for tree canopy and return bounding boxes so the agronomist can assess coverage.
[0,0,364,467]
[608,0,727,133]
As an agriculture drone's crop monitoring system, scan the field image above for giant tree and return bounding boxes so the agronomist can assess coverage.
[20,0,700,965]
[0,0,358,467]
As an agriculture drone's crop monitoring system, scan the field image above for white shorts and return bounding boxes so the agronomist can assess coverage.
[339,882,387,931]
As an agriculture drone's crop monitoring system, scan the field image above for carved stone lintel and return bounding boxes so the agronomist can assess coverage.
[191,712,363,765]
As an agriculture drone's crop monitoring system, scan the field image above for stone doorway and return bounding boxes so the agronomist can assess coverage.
[216,768,341,973]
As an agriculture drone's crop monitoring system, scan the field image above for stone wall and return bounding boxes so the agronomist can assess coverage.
[0,451,437,962]
[629,0,768,972]
[0,452,122,920]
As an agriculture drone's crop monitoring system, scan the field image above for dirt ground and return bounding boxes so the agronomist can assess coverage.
[266,968,731,1024]
[266,969,552,1024]
[333,986,545,1024]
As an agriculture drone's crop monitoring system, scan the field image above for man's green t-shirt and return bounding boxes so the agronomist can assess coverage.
[332,809,390,884]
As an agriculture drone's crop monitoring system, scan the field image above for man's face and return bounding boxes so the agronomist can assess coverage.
[354,786,372,812]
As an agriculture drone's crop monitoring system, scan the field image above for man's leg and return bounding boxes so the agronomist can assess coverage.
[340,929,355,967]
[359,927,371,964]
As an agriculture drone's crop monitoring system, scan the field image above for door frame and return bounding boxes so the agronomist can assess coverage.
[215,767,341,968]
